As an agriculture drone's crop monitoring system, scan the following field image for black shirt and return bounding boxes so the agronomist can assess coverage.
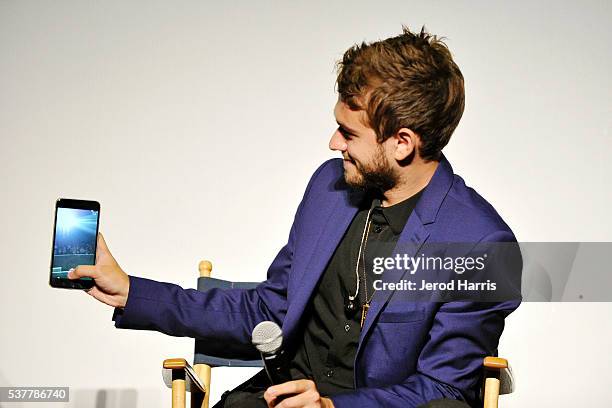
[290,190,424,396]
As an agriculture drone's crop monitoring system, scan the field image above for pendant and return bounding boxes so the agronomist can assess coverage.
[360,303,370,328]
[344,298,357,315]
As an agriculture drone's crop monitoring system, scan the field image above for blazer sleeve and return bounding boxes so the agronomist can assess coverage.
[111,160,334,355]
[331,230,522,407]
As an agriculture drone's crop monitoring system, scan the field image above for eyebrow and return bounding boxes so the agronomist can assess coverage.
[336,120,359,135]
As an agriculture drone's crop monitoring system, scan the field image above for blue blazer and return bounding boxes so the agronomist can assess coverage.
[114,156,521,407]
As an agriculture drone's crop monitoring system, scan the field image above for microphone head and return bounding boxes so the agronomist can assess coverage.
[251,321,283,355]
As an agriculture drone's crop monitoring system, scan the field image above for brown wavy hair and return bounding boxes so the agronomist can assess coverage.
[335,26,465,161]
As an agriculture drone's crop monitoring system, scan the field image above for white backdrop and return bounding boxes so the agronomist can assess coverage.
[1,1,611,407]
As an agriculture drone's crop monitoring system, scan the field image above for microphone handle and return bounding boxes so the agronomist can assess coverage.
[261,349,292,385]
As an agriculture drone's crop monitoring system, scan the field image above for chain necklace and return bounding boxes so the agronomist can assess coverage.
[345,207,377,328]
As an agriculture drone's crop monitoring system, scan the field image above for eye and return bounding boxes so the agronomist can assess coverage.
[338,126,354,140]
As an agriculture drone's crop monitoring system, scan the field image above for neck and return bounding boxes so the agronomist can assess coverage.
[381,159,439,207]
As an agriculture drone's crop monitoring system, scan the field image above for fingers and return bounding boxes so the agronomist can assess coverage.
[267,390,321,408]
[68,265,98,280]
[265,380,318,407]
[267,379,315,396]
[97,232,110,254]
[85,286,120,308]
[86,286,102,299]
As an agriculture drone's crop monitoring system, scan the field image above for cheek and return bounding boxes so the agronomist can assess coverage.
[348,146,371,165]
[345,142,361,160]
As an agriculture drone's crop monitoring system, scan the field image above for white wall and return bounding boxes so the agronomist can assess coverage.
[1,1,610,407]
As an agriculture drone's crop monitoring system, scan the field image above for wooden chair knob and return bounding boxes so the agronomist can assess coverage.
[198,261,212,278]
[484,357,508,370]
[164,358,188,370]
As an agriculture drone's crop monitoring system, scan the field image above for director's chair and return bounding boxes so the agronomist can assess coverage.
[161,261,514,408]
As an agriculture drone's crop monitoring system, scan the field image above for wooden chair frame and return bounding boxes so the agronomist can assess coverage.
[161,261,515,408]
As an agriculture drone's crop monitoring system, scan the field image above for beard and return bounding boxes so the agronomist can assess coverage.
[344,146,399,193]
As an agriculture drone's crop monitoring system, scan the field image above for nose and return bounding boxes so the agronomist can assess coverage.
[329,129,347,152]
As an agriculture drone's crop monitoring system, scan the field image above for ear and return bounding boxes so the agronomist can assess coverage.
[392,128,419,161]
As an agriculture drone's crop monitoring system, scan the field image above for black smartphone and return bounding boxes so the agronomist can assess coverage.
[49,198,100,290]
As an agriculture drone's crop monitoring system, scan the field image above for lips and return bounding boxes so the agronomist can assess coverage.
[343,159,355,168]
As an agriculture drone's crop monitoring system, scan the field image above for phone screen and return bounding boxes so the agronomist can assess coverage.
[50,198,100,289]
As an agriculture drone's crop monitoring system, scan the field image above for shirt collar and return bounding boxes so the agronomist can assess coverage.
[369,189,424,235]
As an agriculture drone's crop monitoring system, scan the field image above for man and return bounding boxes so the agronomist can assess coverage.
[70,27,520,407]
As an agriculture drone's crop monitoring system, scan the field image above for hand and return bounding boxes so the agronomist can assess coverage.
[68,232,130,308]
[264,380,334,408]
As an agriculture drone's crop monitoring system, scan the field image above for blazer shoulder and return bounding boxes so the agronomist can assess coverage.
[436,174,516,241]
[312,158,343,180]
[303,158,345,194]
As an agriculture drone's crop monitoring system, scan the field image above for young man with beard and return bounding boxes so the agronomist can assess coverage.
[70,27,520,408]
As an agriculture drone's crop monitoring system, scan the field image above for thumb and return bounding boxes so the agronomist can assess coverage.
[69,265,98,280]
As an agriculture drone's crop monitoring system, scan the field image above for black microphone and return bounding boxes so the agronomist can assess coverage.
[251,321,292,385]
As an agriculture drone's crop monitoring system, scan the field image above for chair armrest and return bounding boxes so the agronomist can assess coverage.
[162,358,206,408]
[482,357,514,408]
[483,357,514,395]
[162,358,206,393]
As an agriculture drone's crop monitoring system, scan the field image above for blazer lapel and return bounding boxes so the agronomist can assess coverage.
[357,155,455,353]
[357,213,430,348]
[283,191,360,340]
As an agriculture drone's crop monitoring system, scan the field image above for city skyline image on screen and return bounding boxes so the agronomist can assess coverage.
[52,208,99,278]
